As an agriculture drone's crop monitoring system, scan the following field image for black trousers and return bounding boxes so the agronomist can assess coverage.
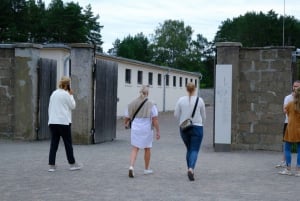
[48,124,75,165]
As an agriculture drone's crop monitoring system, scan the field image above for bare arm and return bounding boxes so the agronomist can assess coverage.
[152,116,160,140]
[124,117,131,129]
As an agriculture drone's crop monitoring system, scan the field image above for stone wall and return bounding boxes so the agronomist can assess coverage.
[216,42,294,151]
[199,88,214,106]
[0,46,15,138]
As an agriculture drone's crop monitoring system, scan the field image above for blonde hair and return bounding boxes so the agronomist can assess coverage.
[186,82,196,96]
[294,87,300,112]
[139,85,149,98]
[58,76,71,89]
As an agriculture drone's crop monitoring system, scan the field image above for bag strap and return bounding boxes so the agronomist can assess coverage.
[191,97,199,118]
[131,98,148,121]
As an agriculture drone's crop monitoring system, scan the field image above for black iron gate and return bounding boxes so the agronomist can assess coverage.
[94,59,118,143]
[37,58,57,140]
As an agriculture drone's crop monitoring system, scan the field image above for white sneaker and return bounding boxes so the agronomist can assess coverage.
[69,163,81,171]
[48,165,56,172]
[295,171,300,177]
[129,166,134,178]
[278,168,292,176]
[144,169,153,175]
[275,161,286,168]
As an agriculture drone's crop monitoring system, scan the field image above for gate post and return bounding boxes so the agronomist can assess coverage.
[214,42,242,151]
[69,43,94,144]
[14,43,42,140]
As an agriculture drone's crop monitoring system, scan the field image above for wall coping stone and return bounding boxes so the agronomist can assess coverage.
[242,46,295,50]
[215,42,242,47]
[68,43,94,48]
[15,43,43,49]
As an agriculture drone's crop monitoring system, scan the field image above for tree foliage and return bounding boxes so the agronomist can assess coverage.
[0,0,103,50]
[109,33,151,62]
[150,20,193,69]
[215,10,300,47]
[111,19,213,87]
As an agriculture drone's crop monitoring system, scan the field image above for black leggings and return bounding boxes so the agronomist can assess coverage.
[48,124,75,165]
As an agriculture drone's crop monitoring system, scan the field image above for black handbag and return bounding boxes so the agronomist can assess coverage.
[180,97,199,132]
[125,98,148,129]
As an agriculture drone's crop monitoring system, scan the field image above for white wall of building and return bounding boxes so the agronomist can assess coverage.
[40,45,201,118]
[96,54,200,117]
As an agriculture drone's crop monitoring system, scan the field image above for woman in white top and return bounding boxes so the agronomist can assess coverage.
[48,76,81,172]
[124,86,160,178]
[174,82,206,181]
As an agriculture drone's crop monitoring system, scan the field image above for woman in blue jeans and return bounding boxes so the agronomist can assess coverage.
[174,82,206,181]
[279,87,300,176]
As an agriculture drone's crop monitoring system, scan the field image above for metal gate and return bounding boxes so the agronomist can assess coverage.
[37,58,57,140]
[94,59,118,143]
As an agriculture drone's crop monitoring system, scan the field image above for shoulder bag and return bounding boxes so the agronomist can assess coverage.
[180,97,199,132]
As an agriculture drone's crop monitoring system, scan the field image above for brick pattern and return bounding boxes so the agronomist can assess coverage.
[214,44,293,151]
[235,48,291,151]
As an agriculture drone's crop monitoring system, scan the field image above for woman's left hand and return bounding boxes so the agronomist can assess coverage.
[156,131,160,140]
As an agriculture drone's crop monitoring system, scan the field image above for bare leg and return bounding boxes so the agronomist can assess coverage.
[130,146,139,167]
[144,148,151,169]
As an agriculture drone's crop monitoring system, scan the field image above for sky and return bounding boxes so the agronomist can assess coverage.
[44,0,300,53]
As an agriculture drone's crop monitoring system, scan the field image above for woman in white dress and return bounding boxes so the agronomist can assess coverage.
[124,86,160,178]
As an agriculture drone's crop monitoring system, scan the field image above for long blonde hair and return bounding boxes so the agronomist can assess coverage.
[294,87,300,112]
[186,82,196,96]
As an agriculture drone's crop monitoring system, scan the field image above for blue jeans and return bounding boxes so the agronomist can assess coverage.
[284,142,300,167]
[180,126,203,169]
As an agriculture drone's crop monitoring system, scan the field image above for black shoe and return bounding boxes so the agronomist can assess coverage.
[188,171,195,181]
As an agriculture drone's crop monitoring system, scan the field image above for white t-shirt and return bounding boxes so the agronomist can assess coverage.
[174,95,206,126]
[284,94,293,123]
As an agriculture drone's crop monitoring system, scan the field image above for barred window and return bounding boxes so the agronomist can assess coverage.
[125,69,131,84]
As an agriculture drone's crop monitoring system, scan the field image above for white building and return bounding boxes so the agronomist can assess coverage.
[96,54,202,117]
[40,44,202,117]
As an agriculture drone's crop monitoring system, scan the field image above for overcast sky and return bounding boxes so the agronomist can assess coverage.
[44,0,300,53]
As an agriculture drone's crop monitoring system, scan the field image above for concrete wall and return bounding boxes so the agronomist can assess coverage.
[69,43,94,144]
[216,42,294,151]
[0,43,200,143]
[0,45,15,138]
[3,41,292,150]
[14,44,40,140]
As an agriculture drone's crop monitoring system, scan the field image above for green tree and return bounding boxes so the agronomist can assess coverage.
[25,0,47,42]
[83,4,103,51]
[191,34,214,88]
[0,0,14,41]
[150,19,193,69]
[109,19,214,88]
[0,0,103,50]
[110,33,151,62]
[0,0,28,42]
[46,0,88,43]
[215,10,300,47]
